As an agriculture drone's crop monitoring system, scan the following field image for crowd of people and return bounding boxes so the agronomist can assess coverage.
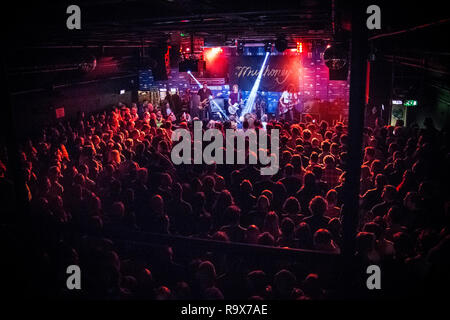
[1,100,449,300]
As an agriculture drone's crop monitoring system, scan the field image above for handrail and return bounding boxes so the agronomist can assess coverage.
[104,228,341,262]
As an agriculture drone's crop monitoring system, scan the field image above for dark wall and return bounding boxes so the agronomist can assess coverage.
[409,79,450,129]
[6,46,142,137]
[10,77,135,138]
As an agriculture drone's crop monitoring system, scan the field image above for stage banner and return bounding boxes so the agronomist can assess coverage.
[229,55,300,92]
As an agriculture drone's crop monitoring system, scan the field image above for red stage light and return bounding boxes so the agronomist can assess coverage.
[296,42,303,53]
[205,47,223,61]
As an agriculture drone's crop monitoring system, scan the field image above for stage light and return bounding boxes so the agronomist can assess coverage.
[205,47,223,61]
[241,52,270,119]
[264,42,272,53]
[237,41,244,55]
[296,42,303,53]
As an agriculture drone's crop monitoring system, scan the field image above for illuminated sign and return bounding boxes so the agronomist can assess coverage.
[404,100,418,106]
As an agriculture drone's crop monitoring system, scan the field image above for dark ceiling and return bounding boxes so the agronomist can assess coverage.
[5,0,449,49]
[6,0,336,47]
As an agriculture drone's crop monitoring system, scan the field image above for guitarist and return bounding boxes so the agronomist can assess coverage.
[197,82,213,120]
[228,84,243,116]
[278,84,298,122]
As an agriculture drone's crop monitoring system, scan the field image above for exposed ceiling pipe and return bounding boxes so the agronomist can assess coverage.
[368,18,450,41]
[382,55,449,75]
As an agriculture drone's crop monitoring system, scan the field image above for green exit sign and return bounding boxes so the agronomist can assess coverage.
[404,100,418,106]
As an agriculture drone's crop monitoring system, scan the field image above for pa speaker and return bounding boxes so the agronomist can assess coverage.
[179,59,205,73]
[179,60,197,72]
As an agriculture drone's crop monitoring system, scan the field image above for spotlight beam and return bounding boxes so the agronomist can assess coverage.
[241,52,270,118]
[187,71,229,120]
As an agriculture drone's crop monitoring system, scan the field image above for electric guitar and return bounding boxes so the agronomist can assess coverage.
[279,96,299,115]
[228,102,241,115]
[198,92,222,110]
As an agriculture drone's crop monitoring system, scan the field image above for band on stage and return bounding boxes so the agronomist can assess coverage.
[159,83,303,125]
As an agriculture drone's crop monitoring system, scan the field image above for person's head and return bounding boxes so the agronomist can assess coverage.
[392,232,414,260]
[246,225,260,244]
[212,231,230,242]
[325,189,338,207]
[310,152,319,164]
[160,172,173,188]
[374,174,388,189]
[371,160,384,176]
[232,84,238,92]
[263,211,280,235]
[304,172,316,188]
[381,185,398,203]
[302,273,322,299]
[323,155,335,168]
[261,190,273,203]
[313,229,335,251]
[282,197,301,215]
[295,222,313,248]
[363,222,382,240]
[202,175,216,190]
[361,165,371,179]
[151,194,164,213]
[137,167,148,184]
[110,201,125,219]
[240,179,253,194]
[355,231,376,256]
[247,270,268,297]
[202,82,208,90]
[328,217,342,234]
[321,140,330,153]
[330,143,339,155]
[291,154,302,168]
[311,138,320,148]
[364,146,376,161]
[273,269,297,299]
[280,217,295,239]
[224,205,241,226]
[257,195,270,212]
[196,260,216,289]
[216,189,234,208]
[257,232,275,246]
[284,163,294,176]
[309,196,328,217]
[403,191,420,211]
[109,149,121,164]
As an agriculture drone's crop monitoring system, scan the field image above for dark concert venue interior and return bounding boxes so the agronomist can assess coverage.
[1,0,449,302]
